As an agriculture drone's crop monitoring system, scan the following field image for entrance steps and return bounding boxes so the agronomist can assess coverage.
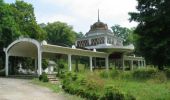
[47,74,58,84]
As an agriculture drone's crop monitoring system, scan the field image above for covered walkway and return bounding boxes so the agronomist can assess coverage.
[3,38,109,76]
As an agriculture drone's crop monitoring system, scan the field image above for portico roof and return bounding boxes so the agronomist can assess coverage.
[4,38,109,58]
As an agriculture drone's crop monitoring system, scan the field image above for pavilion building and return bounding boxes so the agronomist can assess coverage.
[3,12,146,76]
[75,14,145,70]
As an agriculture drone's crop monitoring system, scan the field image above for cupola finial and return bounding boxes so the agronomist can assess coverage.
[98,9,100,22]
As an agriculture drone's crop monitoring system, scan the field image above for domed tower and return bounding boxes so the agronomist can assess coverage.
[75,10,144,71]
[76,10,124,49]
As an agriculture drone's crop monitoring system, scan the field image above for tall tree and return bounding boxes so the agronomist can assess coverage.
[0,0,46,69]
[76,32,84,38]
[0,0,21,69]
[10,0,46,40]
[111,25,134,45]
[43,21,77,46]
[129,0,170,69]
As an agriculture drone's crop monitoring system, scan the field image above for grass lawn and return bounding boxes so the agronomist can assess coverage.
[107,79,170,100]
[63,69,170,100]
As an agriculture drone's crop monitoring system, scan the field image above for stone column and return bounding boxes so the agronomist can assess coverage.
[142,60,144,67]
[38,50,42,76]
[144,60,146,67]
[90,56,93,72]
[89,38,91,45]
[104,36,107,45]
[138,60,140,68]
[68,54,72,71]
[5,54,9,76]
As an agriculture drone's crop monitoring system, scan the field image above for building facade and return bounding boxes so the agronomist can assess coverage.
[75,17,145,70]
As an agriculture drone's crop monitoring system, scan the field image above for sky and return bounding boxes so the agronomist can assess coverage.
[5,0,138,34]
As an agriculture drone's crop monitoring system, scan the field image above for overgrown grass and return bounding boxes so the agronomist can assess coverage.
[61,68,170,100]
[104,77,170,100]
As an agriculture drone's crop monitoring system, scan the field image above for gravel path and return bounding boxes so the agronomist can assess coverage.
[0,77,67,100]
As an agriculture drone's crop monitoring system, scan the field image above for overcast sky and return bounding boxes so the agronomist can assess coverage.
[5,0,138,34]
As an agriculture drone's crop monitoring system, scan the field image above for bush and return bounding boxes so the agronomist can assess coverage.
[110,69,119,78]
[153,72,167,83]
[62,72,135,100]
[100,85,135,100]
[39,72,49,82]
[165,68,170,79]
[133,68,157,80]
[100,70,109,78]
[101,86,125,100]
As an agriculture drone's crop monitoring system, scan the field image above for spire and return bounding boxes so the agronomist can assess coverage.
[98,9,100,22]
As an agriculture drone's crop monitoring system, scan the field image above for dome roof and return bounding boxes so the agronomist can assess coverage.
[90,21,108,31]
[85,10,113,36]
[85,21,113,36]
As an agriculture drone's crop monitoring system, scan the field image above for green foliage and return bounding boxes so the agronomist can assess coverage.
[111,25,135,45]
[42,59,49,70]
[0,0,46,68]
[101,85,127,100]
[43,21,77,46]
[76,32,84,38]
[62,72,135,100]
[57,60,66,77]
[100,70,109,78]
[152,72,167,83]
[132,68,157,80]
[129,0,170,69]
[39,72,49,82]
[10,1,46,40]
[165,68,170,79]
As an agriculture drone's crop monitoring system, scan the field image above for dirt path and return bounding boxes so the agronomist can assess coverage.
[0,77,67,100]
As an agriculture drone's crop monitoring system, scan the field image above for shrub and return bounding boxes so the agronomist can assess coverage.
[100,70,109,78]
[153,72,167,83]
[39,72,49,82]
[110,69,119,78]
[62,72,135,100]
[165,68,170,79]
[133,68,157,80]
[100,85,135,100]
[119,71,133,80]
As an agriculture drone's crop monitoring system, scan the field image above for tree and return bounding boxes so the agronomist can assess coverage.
[0,0,46,70]
[43,21,77,46]
[76,32,84,38]
[129,0,170,69]
[0,0,21,69]
[10,1,46,40]
[111,25,134,45]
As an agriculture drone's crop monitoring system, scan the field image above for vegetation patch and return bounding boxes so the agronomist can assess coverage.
[39,72,49,82]
[59,68,170,100]
[62,72,135,100]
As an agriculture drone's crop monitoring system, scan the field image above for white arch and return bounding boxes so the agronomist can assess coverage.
[4,38,42,76]
[5,38,40,54]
